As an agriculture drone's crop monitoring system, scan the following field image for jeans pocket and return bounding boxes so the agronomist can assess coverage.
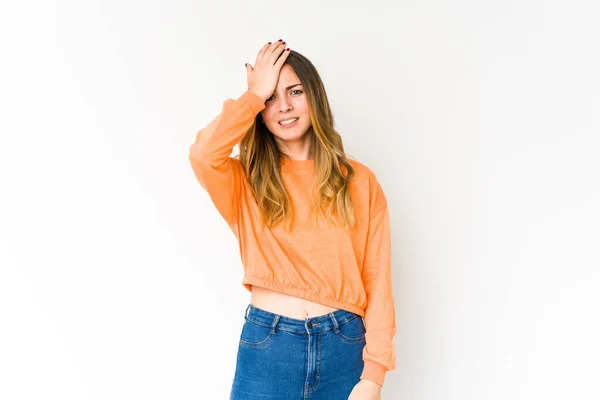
[335,316,367,344]
[239,319,276,348]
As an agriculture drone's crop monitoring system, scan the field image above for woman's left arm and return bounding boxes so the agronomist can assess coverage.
[357,175,397,388]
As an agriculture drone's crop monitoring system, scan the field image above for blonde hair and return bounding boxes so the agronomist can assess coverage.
[238,50,356,231]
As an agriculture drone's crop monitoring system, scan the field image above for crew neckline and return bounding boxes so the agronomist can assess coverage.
[280,157,315,171]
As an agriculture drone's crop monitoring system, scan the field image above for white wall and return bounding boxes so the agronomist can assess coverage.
[1,0,599,399]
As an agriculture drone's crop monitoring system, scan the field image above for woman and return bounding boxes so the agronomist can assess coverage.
[189,40,396,399]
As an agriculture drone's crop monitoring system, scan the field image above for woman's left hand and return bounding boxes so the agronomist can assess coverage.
[348,379,382,399]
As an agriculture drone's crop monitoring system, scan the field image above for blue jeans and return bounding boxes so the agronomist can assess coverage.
[230,303,366,399]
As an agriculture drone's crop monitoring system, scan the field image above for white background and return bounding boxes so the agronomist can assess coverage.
[1,0,599,399]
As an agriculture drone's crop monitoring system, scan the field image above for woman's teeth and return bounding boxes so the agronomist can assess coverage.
[279,118,298,125]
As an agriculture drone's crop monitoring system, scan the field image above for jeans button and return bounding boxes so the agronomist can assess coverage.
[307,321,313,328]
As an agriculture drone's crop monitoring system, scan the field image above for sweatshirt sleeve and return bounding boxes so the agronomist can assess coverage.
[359,178,397,387]
[188,91,265,226]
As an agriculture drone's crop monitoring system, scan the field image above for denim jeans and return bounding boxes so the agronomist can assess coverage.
[230,303,366,399]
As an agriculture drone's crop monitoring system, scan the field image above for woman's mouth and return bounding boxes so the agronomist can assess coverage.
[279,118,299,128]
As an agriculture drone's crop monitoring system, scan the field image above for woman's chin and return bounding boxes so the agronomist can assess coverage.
[275,129,311,142]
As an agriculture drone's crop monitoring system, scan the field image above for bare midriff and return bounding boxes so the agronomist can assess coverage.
[250,285,339,320]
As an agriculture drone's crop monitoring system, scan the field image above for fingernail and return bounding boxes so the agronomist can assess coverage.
[286,48,290,51]
[278,39,282,42]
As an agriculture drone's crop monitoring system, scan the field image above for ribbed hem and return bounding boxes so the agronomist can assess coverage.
[237,91,266,115]
[360,360,387,387]
[242,274,366,317]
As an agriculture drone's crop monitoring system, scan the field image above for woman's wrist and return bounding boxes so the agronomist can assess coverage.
[247,89,269,103]
[361,378,382,389]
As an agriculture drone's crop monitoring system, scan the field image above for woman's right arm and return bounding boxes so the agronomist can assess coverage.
[189,40,289,226]
[188,90,265,226]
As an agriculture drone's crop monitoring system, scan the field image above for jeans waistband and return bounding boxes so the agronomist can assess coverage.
[244,303,364,335]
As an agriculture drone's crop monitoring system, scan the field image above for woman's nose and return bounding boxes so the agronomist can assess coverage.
[278,98,292,112]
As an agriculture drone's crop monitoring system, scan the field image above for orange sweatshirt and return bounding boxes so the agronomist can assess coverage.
[188,90,397,387]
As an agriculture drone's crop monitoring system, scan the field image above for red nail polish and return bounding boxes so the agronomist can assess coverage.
[286,48,290,51]
[278,39,282,42]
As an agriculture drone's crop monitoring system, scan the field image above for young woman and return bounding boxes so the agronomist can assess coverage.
[189,40,396,399]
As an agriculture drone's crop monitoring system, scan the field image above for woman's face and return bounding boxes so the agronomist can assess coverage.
[260,65,312,144]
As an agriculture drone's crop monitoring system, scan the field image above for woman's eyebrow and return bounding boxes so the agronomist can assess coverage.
[284,83,302,90]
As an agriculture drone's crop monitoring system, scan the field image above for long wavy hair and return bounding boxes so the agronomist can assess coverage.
[237,50,356,231]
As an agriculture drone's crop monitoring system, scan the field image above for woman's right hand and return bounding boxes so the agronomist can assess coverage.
[245,40,290,102]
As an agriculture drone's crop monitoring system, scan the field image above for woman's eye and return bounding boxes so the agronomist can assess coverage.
[266,90,301,103]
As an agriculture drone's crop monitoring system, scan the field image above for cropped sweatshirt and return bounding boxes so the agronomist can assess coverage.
[188,90,397,387]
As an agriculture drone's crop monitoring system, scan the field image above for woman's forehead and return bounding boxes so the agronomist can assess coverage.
[277,65,300,85]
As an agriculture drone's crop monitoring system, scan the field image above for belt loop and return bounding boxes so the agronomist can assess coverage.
[328,312,340,333]
[244,303,251,320]
[270,315,280,334]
